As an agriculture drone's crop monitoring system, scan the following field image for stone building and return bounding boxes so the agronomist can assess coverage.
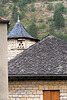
[8,35,67,100]
[0,17,9,100]
[8,18,39,60]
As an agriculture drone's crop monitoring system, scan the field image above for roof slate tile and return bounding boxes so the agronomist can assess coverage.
[8,35,67,76]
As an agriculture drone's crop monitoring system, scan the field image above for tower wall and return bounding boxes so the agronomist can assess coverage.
[8,39,36,61]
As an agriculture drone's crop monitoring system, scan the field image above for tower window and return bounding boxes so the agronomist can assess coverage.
[18,41,24,49]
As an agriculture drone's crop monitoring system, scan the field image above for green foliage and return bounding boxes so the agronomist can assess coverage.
[11,0,19,3]
[2,0,9,4]
[18,0,36,11]
[54,3,65,29]
[47,17,53,21]
[18,0,28,10]
[0,4,4,7]
[41,24,46,29]
[32,16,36,22]
[55,3,64,12]
[0,8,8,17]
[54,9,65,29]
[39,34,48,40]
[30,2,35,12]
[30,14,36,22]
[9,4,13,10]
[42,0,58,1]
[47,4,54,10]
[22,10,26,18]
[53,33,67,42]
[8,22,15,34]
[39,18,44,22]
[11,5,18,22]
[63,8,67,14]
[27,22,38,38]
[39,24,46,29]
[49,22,55,34]
[19,10,26,19]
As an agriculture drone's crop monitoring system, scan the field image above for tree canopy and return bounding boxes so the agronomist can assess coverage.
[55,3,64,12]
[28,22,38,38]
[11,5,18,22]
[54,5,65,29]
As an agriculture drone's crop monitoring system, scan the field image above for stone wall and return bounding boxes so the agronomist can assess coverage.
[0,23,8,100]
[8,39,36,61]
[8,80,67,100]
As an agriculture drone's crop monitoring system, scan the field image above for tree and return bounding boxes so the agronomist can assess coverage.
[2,0,9,4]
[30,2,35,12]
[18,0,36,11]
[11,5,18,22]
[49,22,55,34]
[55,3,64,12]
[27,22,38,38]
[39,18,44,22]
[47,4,54,10]
[11,0,19,3]
[54,9,64,29]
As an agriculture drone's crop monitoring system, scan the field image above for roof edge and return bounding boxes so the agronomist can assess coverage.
[7,37,40,41]
[0,19,10,28]
[0,19,9,23]
[8,74,67,81]
[8,74,67,77]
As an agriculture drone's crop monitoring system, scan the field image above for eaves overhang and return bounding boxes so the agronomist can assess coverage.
[7,37,40,42]
[0,19,10,28]
[8,74,67,81]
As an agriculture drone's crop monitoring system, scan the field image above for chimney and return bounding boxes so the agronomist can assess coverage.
[0,17,9,100]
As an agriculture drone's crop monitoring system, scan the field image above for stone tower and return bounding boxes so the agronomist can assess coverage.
[8,18,39,60]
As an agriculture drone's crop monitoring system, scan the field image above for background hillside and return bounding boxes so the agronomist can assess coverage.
[0,0,67,41]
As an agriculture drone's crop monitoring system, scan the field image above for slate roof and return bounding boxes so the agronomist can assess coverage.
[8,21,39,41]
[8,35,67,77]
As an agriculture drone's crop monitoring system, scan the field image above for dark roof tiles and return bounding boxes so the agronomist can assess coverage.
[8,35,67,76]
[8,22,38,41]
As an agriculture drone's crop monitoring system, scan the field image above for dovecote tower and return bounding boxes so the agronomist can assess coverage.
[8,18,39,60]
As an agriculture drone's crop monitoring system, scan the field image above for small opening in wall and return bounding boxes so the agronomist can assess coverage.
[18,41,24,49]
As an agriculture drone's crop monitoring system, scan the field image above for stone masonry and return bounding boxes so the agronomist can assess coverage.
[0,22,8,100]
[8,39,36,61]
[8,80,67,100]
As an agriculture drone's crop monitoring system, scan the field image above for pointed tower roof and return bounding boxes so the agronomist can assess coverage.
[8,18,39,41]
